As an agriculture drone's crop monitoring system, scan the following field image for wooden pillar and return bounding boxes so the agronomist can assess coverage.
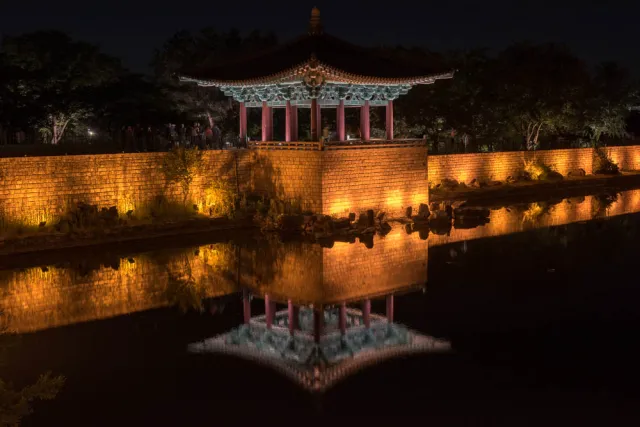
[339,302,347,335]
[239,102,247,144]
[313,307,323,343]
[310,99,318,142]
[292,106,299,141]
[337,100,345,141]
[287,299,296,335]
[285,101,292,142]
[386,100,394,140]
[261,101,269,142]
[362,299,371,328]
[386,294,394,323]
[265,294,273,329]
[360,101,370,141]
[242,288,251,324]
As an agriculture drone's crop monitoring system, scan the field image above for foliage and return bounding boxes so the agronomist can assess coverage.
[151,28,277,130]
[0,31,123,143]
[200,179,237,218]
[165,262,207,313]
[593,147,620,174]
[161,147,203,203]
[523,159,563,181]
[0,372,65,426]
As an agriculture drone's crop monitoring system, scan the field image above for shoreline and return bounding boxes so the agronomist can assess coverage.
[1,173,639,258]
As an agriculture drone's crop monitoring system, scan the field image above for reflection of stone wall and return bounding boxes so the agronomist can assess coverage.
[0,244,238,333]
[240,224,429,305]
[429,189,640,247]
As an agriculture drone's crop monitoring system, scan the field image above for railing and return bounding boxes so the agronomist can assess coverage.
[247,141,322,151]
[247,139,427,151]
[324,138,426,150]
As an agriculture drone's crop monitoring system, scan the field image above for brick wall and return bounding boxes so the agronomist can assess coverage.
[322,147,429,217]
[428,148,595,185]
[605,145,640,172]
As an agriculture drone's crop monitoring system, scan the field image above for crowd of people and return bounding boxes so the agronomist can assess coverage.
[117,122,229,152]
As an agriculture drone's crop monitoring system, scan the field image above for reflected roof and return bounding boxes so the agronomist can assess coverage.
[189,308,450,392]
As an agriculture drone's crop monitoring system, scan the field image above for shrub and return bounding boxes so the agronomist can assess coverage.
[162,147,203,203]
[593,148,619,175]
[523,159,563,181]
[200,179,237,218]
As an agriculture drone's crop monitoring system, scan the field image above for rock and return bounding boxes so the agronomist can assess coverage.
[348,212,356,222]
[377,212,386,222]
[444,204,453,218]
[418,203,431,218]
[469,179,480,188]
[451,200,467,209]
[405,206,413,218]
[567,168,586,177]
[488,180,502,187]
[440,178,459,189]
[418,228,430,240]
[454,207,490,220]
[278,214,304,231]
[429,216,452,235]
[357,213,369,229]
[377,222,392,236]
[359,234,374,249]
[506,175,516,184]
[405,224,414,235]
[334,218,351,229]
[429,202,440,212]
[56,220,71,233]
[366,210,375,227]
[454,216,490,229]
[362,226,376,234]
[540,170,563,181]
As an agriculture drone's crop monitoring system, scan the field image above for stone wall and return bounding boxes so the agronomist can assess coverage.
[427,148,596,185]
[322,147,429,217]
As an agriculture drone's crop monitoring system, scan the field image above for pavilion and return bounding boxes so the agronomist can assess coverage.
[179,8,453,145]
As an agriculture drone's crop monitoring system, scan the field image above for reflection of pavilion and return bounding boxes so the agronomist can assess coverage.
[189,225,449,392]
[189,293,449,392]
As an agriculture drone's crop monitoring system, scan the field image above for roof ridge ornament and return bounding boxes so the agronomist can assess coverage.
[309,7,322,35]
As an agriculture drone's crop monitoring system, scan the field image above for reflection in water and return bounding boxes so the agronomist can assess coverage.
[1,188,639,334]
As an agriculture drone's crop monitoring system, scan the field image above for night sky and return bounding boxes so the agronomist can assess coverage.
[1,0,639,74]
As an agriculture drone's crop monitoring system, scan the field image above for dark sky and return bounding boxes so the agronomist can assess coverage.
[1,0,639,74]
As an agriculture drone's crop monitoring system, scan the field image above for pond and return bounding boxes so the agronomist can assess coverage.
[2,188,640,425]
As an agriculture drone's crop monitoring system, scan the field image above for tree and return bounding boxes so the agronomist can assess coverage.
[152,28,277,132]
[582,62,637,146]
[493,43,589,150]
[1,31,123,143]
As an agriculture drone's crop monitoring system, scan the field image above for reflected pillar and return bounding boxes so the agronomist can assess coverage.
[261,101,270,142]
[242,288,251,324]
[337,99,345,141]
[287,299,297,335]
[239,102,247,144]
[386,294,394,323]
[360,100,370,141]
[265,294,273,329]
[339,302,347,334]
[362,299,371,328]
[313,307,323,343]
[386,100,394,140]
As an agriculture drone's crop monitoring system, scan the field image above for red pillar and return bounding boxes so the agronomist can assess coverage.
[243,288,251,324]
[310,99,318,141]
[313,307,323,343]
[337,100,345,141]
[261,101,269,142]
[362,299,371,328]
[239,102,247,144]
[316,103,322,140]
[386,100,394,140]
[360,101,370,141]
[292,106,299,141]
[285,101,292,142]
[265,294,273,329]
[287,299,295,335]
[268,106,273,141]
[339,302,347,335]
[386,294,394,323]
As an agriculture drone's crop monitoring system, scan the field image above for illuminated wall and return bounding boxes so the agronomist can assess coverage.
[322,147,429,217]
[428,148,596,185]
[604,145,640,172]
